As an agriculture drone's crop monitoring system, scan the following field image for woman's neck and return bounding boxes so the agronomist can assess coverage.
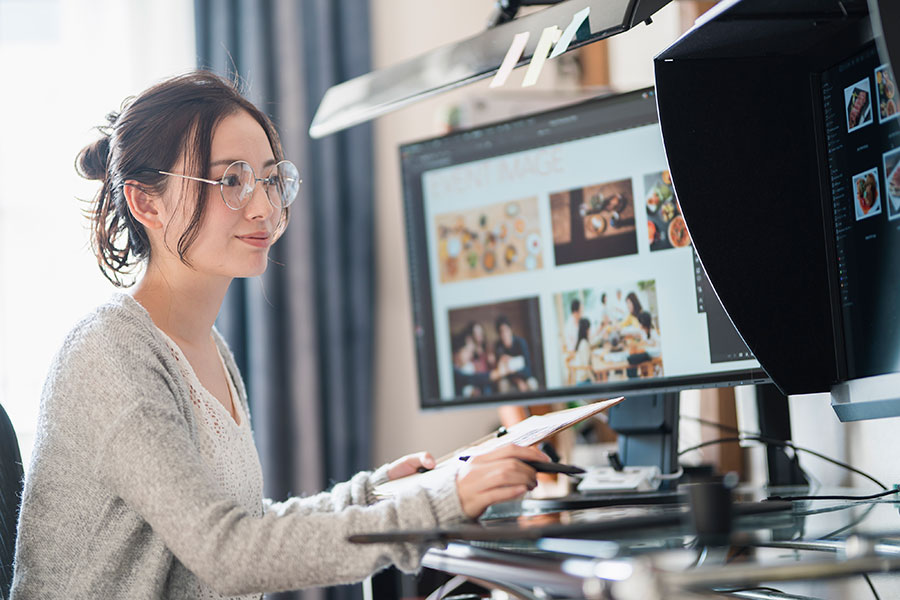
[131,262,231,347]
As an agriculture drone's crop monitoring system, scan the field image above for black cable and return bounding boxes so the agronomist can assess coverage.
[682,414,746,435]
[679,436,888,491]
[679,417,815,484]
[863,573,881,600]
[767,488,900,502]
[715,585,789,595]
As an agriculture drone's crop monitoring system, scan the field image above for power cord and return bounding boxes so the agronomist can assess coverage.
[863,573,881,600]
[767,488,900,502]
[678,435,888,491]
[681,415,823,488]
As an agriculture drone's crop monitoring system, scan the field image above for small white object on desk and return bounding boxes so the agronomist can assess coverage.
[577,466,661,493]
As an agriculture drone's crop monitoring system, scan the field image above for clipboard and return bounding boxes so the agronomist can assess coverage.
[373,397,623,498]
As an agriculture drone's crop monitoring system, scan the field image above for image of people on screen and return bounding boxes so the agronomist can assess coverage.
[447,297,546,398]
[563,298,583,352]
[569,317,594,385]
[451,332,502,397]
[494,316,540,393]
[554,281,664,386]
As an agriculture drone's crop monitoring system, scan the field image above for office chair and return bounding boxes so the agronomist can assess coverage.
[0,402,23,600]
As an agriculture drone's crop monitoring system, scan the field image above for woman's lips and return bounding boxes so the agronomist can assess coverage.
[237,232,270,248]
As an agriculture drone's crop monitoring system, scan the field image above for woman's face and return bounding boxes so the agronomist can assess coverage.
[626,297,634,313]
[160,110,282,280]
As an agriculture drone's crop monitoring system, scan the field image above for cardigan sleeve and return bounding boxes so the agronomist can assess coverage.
[93,363,466,596]
[262,464,392,516]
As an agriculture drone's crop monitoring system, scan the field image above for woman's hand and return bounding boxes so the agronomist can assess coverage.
[456,445,551,519]
[386,451,436,481]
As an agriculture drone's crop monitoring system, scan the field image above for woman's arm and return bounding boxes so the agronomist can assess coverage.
[262,452,434,515]
[95,398,464,596]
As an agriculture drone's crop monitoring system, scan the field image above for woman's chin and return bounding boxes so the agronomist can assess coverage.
[233,260,269,279]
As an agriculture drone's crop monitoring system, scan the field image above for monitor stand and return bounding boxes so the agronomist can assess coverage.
[517,393,683,512]
[608,392,680,476]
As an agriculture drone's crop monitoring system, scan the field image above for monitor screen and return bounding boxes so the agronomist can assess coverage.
[821,43,900,382]
[401,88,766,409]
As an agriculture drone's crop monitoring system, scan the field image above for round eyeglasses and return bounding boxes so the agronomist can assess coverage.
[156,160,301,210]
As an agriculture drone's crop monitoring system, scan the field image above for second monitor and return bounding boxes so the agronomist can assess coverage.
[400,88,769,410]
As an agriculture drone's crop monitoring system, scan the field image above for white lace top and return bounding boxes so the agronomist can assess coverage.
[157,328,265,600]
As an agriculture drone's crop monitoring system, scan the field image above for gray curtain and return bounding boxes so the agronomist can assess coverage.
[195,2,374,600]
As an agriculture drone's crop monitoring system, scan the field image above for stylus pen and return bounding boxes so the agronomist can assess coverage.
[457,455,586,475]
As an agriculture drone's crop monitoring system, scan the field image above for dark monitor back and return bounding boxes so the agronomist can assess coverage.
[654,0,899,409]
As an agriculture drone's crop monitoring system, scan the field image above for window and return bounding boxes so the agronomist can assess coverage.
[0,0,195,468]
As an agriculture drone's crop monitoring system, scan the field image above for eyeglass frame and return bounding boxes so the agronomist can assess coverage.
[152,159,301,211]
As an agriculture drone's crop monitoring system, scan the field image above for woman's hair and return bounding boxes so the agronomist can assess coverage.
[625,292,642,317]
[577,317,591,344]
[76,71,288,287]
[638,311,653,334]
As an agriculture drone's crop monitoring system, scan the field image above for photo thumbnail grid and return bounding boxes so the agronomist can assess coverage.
[430,164,702,399]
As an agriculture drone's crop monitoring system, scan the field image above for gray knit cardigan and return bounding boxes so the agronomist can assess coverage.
[10,294,465,598]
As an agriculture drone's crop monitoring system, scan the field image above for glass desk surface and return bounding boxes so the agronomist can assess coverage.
[418,487,900,599]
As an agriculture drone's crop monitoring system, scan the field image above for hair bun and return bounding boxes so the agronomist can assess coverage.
[76,135,111,181]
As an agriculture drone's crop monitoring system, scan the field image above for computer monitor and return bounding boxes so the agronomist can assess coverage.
[821,43,900,419]
[400,88,768,410]
[653,0,899,421]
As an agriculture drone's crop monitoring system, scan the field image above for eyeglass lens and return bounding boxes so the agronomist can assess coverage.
[221,160,300,210]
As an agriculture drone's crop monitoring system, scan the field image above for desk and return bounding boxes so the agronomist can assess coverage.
[419,488,900,599]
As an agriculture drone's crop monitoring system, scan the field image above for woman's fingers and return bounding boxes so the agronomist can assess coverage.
[386,450,437,481]
[456,446,552,518]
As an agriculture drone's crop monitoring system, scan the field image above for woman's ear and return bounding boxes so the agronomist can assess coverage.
[122,181,164,230]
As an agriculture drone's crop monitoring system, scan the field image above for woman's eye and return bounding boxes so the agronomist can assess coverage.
[221,175,241,187]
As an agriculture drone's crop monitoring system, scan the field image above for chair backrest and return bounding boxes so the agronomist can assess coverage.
[0,403,23,600]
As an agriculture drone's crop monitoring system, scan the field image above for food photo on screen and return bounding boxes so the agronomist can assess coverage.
[553,281,663,387]
[853,166,882,221]
[550,178,638,266]
[643,170,691,251]
[434,197,543,284]
[447,297,546,398]
[884,147,900,220]
[875,64,898,124]
[845,77,874,132]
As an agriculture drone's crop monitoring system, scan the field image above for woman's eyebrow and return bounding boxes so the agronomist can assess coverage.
[210,158,277,168]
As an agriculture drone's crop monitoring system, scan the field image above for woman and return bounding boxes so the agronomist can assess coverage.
[619,291,643,331]
[569,318,594,385]
[465,321,494,374]
[10,72,547,599]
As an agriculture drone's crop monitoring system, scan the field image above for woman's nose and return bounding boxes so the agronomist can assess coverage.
[246,180,274,220]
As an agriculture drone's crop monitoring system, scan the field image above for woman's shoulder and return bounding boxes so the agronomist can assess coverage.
[39,294,190,439]
[50,293,172,380]
[62,293,159,352]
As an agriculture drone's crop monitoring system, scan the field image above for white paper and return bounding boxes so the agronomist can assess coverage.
[490,31,530,88]
[548,7,591,59]
[523,26,562,87]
